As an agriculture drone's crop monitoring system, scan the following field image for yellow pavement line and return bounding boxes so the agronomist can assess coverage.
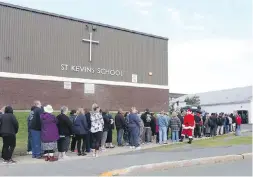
[100,169,128,176]
[99,153,252,176]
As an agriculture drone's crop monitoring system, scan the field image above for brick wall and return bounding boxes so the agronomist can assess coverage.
[0,78,169,112]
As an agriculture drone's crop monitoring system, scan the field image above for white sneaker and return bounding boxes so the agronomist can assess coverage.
[135,147,141,150]
[130,146,134,149]
[92,153,96,157]
[95,153,98,157]
[27,151,32,155]
[2,160,8,164]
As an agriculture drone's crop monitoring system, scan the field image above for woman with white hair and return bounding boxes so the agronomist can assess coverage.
[56,106,73,160]
[90,104,104,157]
[40,105,59,162]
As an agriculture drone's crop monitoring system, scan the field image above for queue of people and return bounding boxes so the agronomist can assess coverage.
[0,101,243,164]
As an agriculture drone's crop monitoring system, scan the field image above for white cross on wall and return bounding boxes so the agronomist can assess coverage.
[82,32,99,62]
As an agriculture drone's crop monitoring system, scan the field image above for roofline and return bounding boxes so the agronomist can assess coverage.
[169,93,186,95]
[201,100,251,107]
[0,1,169,40]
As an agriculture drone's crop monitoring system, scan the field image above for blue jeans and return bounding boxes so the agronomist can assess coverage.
[31,130,41,158]
[129,127,140,147]
[172,131,179,142]
[225,125,229,134]
[159,126,167,144]
[117,128,124,145]
[236,125,241,136]
[27,130,32,152]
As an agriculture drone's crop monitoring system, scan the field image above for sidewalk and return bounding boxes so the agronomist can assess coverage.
[0,140,251,175]
[12,128,251,164]
[14,127,252,164]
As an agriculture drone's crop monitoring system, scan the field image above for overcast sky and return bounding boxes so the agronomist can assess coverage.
[2,0,253,94]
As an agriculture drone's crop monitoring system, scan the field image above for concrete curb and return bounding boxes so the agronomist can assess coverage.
[99,153,252,176]
[242,153,252,159]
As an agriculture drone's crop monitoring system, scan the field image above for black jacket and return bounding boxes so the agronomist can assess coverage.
[108,114,115,130]
[102,112,110,132]
[0,113,19,136]
[115,113,125,129]
[194,115,201,124]
[141,112,152,127]
[150,116,156,133]
[56,113,73,136]
[210,116,217,127]
[178,115,184,124]
[30,107,44,131]
[85,112,91,130]
[217,116,224,126]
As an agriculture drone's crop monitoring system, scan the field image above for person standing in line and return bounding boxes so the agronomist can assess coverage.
[228,115,233,132]
[72,108,89,156]
[26,106,36,155]
[138,113,145,145]
[56,106,73,160]
[105,110,115,148]
[84,108,92,153]
[123,112,130,145]
[141,109,152,143]
[208,113,216,137]
[216,113,222,135]
[204,113,211,137]
[158,110,169,144]
[69,110,77,152]
[177,112,184,140]
[202,113,207,136]
[224,114,230,134]
[150,113,157,143]
[40,105,59,162]
[0,106,19,164]
[155,113,160,143]
[231,113,236,132]
[194,112,202,138]
[115,108,125,146]
[101,110,110,151]
[165,113,171,141]
[221,113,226,134]
[30,100,44,159]
[90,104,104,157]
[169,112,181,143]
[235,114,242,136]
[128,107,141,150]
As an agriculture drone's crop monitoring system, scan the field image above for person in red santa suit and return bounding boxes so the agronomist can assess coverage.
[180,109,195,144]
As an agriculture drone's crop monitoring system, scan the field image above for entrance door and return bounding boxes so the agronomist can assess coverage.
[237,110,248,124]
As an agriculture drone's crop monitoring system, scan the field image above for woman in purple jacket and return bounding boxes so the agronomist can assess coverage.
[40,105,59,162]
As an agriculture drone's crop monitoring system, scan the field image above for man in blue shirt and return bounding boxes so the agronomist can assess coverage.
[158,111,169,144]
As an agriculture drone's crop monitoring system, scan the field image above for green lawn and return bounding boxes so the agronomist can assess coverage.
[155,134,253,151]
[0,112,118,156]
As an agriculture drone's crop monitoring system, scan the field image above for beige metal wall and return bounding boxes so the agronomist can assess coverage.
[0,3,168,85]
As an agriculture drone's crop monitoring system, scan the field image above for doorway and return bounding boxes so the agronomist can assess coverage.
[237,110,248,124]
